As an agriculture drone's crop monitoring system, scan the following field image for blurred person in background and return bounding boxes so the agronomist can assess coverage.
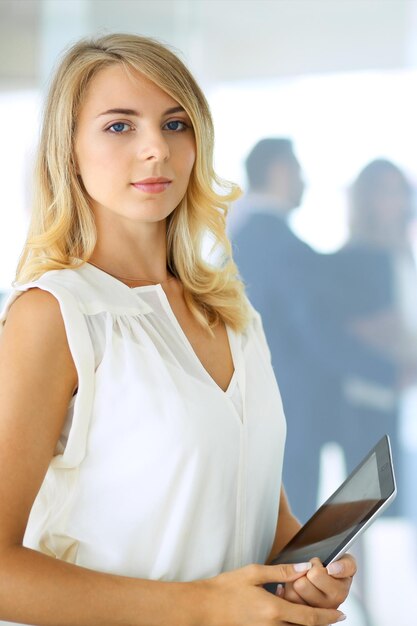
[231,139,397,523]
[328,158,417,517]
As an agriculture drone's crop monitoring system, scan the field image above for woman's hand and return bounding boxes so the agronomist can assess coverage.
[281,555,356,609]
[196,562,346,626]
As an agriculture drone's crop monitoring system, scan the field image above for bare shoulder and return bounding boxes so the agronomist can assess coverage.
[5,287,62,324]
[3,288,68,344]
[1,287,77,391]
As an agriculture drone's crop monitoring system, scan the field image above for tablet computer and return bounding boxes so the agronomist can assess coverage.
[265,434,396,594]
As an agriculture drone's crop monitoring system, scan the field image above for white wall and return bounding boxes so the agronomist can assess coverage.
[0,0,416,88]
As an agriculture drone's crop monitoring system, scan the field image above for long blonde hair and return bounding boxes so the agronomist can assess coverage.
[16,33,250,332]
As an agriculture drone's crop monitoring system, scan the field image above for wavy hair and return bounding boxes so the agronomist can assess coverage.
[16,33,250,332]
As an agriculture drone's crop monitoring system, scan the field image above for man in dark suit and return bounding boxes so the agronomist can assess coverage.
[231,139,396,522]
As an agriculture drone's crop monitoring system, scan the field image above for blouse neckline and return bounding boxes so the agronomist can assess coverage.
[84,262,239,397]
[85,262,169,292]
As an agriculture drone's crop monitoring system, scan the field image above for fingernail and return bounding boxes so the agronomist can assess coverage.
[294,562,312,572]
[336,613,347,622]
[327,561,343,575]
[275,583,285,597]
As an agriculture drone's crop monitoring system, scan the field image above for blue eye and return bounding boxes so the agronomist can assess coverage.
[107,122,131,133]
[164,120,188,132]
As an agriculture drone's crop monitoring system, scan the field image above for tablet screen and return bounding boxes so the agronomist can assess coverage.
[271,435,395,567]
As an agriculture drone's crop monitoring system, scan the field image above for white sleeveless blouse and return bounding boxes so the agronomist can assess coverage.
[0,263,286,583]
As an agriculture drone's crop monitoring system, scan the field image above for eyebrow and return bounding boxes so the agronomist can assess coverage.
[97,106,186,117]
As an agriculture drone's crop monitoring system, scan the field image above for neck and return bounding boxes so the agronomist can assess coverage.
[90,211,170,283]
[249,190,293,215]
[352,225,411,253]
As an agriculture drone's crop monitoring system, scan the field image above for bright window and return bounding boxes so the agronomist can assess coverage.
[208,70,417,252]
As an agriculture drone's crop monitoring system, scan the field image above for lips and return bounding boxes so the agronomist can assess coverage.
[131,177,172,194]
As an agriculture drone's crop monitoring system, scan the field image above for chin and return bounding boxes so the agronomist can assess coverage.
[126,206,176,223]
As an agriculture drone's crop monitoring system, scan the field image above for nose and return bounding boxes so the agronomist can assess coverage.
[137,126,170,162]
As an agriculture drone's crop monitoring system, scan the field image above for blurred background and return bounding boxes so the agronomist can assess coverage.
[1,0,417,623]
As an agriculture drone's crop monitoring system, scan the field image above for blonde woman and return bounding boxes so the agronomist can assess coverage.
[0,34,354,625]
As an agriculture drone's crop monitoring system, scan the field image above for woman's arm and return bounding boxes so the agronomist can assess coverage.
[0,291,345,626]
[266,487,302,564]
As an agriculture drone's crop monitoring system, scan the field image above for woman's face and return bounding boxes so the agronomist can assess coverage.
[74,64,196,226]
[370,170,411,225]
